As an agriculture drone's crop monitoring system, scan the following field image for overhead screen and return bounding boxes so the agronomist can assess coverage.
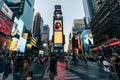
[54,31,63,44]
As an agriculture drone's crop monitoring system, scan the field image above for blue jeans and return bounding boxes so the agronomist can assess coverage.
[13,72,22,80]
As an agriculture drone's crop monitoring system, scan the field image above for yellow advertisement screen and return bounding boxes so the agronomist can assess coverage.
[54,32,63,43]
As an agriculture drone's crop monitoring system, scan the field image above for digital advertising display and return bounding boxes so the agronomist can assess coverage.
[9,37,19,51]
[81,29,93,52]
[11,17,24,36]
[54,31,63,44]
[0,36,9,52]
[22,33,28,40]
[77,35,82,49]
[54,20,62,31]
[0,12,12,36]
[18,37,26,53]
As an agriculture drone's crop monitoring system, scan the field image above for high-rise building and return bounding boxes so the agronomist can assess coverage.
[72,19,85,34]
[32,12,44,49]
[5,0,35,30]
[82,0,95,28]
[90,0,120,55]
[72,19,85,54]
[41,24,50,53]
[52,5,65,53]
[41,24,50,43]
[20,0,35,30]
[93,0,106,12]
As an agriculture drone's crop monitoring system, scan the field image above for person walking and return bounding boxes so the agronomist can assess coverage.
[0,54,6,80]
[21,58,31,80]
[40,57,44,69]
[13,56,23,80]
[3,57,12,80]
[48,53,57,80]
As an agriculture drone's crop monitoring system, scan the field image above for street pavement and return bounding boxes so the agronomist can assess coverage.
[68,61,119,80]
[31,62,47,80]
[42,61,81,80]
[31,60,119,80]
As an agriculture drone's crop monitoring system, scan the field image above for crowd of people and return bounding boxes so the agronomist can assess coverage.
[0,51,120,80]
[63,53,120,80]
[0,53,33,80]
[99,53,120,80]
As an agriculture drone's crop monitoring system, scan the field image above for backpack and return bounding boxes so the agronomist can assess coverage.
[40,57,44,62]
[6,64,12,74]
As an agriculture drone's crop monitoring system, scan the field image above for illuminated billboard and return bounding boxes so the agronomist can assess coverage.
[54,31,63,44]
[9,37,19,51]
[54,20,62,31]
[22,33,28,40]
[81,29,93,52]
[18,37,26,53]
[0,12,12,35]
[0,36,9,52]
[11,17,24,36]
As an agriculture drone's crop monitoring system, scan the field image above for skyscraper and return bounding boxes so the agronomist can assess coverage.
[82,0,95,28]
[32,12,44,49]
[41,24,50,43]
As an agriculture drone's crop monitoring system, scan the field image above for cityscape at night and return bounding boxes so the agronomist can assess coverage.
[0,0,120,80]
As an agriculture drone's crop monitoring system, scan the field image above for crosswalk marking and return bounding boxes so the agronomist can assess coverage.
[43,62,82,80]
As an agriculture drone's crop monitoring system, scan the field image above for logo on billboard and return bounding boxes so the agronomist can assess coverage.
[81,29,94,52]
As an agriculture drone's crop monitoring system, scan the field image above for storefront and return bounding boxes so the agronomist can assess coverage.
[0,1,13,53]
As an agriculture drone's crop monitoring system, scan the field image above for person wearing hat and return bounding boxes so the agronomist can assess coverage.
[0,54,6,80]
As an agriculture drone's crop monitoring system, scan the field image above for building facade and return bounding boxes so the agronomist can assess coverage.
[5,0,35,31]
[90,0,120,55]
[0,0,13,53]
[41,24,50,43]
[32,12,44,49]
[82,0,95,28]
[71,19,85,55]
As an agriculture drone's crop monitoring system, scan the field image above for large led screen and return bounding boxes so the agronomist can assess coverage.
[11,17,24,36]
[54,20,62,31]
[9,37,19,51]
[54,31,63,44]
[0,12,12,35]
[81,29,93,52]
[18,37,26,53]
[0,36,9,52]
